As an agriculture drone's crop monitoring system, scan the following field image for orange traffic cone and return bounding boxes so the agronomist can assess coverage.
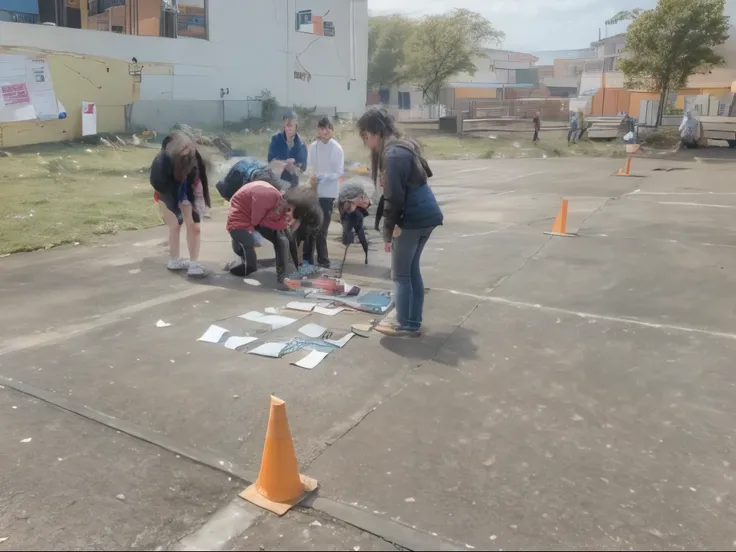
[544,199,577,237]
[240,396,318,516]
[615,157,632,176]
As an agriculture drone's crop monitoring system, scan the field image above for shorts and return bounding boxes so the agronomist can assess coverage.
[155,189,201,224]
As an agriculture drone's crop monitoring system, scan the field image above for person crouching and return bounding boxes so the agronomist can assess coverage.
[226,182,321,284]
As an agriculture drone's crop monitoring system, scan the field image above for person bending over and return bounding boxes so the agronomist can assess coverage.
[226,182,321,283]
[150,131,211,277]
[338,181,371,265]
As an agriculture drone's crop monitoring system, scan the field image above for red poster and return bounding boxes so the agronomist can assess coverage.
[1,83,30,106]
[83,103,96,114]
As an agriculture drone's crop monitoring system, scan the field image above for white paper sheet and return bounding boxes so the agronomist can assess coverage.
[299,323,327,338]
[264,307,278,314]
[313,306,345,316]
[243,278,261,286]
[82,101,97,136]
[197,325,229,343]
[287,301,317,312]
[325,332,355,348]
[239,311,296,330]
[292,350,329,370]
[248,342,288,358]
[224,336,258,350]
[155,319,171,328]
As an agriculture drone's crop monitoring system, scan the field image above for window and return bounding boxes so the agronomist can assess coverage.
[378,88,389,104]
[296,9,311,31]
[398,91,411,110]
[1,0,207,39]
[177,0,206,39]
[0,0,40,24]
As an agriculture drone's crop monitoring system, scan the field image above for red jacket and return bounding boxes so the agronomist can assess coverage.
[226,181,288,232]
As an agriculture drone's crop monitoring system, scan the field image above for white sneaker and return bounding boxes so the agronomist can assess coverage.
[167,258,189,271]
[187,262,206,278]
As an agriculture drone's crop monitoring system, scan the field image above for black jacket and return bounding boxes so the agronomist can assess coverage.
[150,133,211,208]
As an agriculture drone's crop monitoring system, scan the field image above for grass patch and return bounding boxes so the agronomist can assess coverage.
[641,127,680,149]
[0,144,161,254]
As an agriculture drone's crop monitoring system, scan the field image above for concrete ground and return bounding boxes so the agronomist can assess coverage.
[2,154,736,550]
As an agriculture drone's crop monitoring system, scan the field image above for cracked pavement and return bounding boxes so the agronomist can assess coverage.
[3,156,736,549]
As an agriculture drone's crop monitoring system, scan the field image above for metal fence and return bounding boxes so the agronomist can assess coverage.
[126,100,343,134]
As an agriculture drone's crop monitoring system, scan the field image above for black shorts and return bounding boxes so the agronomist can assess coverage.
[158,192,201,224]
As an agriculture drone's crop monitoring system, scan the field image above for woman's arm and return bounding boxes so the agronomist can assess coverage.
[381,146,412,243]
[330,143,345,179]
[295,140,308,172]
[267,135,278,163]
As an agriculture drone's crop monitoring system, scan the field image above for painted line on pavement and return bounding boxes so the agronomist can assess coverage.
[0,286,222,357]
[431,289,736,341]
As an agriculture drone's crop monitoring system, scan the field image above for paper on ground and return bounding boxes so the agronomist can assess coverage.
[248,342,288,358]
[264,307,278,314]
[325,332,355,348]
[155,319,172,328]
[239,311,296,329]
[198,325,229,343]
[313,305,345,316]
[243,278,261,286]
[299,323,327,338]
[292,350,329,370]
[287,301,317,312]
[224,336,258,350]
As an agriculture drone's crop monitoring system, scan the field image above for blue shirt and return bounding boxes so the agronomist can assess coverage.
[268,131,308,188]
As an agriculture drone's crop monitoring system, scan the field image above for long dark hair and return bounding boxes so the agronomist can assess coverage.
[357,107,402,184]
[357,107,431,185]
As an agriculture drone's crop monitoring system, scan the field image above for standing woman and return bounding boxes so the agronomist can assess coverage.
[268,111,308,189]
[150,131,211,277]
[358,107,443,337]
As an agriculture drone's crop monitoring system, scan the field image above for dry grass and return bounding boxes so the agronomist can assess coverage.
[0,143,161,255]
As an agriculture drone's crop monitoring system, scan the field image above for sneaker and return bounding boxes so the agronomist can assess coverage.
[187,262,206,278]
[167,258,189,271]
[318,260,331,269]
[374,321,421,338]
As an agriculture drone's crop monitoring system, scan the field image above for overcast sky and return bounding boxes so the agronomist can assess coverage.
[367,0,659,51]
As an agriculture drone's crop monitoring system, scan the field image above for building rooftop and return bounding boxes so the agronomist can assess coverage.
[590,33,626,47]
[529,48,596,66]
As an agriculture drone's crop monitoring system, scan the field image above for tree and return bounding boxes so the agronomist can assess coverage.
[605,9,643,26]
[618,0,729,126]
[403,9,504,104]
[367,15,415,89]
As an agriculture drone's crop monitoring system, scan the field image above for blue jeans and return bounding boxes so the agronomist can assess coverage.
[391,226,435,330]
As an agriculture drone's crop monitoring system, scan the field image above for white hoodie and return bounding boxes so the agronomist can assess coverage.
[307,138,344,199]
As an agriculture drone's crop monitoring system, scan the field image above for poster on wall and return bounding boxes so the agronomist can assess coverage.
[82,102,97,136]
[27,57,60,121]
[1,83,30,105]
[0,54,61,123]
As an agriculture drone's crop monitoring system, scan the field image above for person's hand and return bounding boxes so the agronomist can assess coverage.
[384,242,391,253]
[309,175,318,187]
[392,226,402,239]
[285,158,295,166]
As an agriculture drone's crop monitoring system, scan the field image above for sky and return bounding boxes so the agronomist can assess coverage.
[367,0,659,52]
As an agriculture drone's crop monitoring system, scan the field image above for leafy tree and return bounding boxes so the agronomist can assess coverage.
[367,15,415,89]
[605,9,643,26]
[403,9,504,103]
[618,0,729,126]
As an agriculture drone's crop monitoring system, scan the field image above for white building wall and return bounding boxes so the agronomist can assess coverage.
[0,0,368,120]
